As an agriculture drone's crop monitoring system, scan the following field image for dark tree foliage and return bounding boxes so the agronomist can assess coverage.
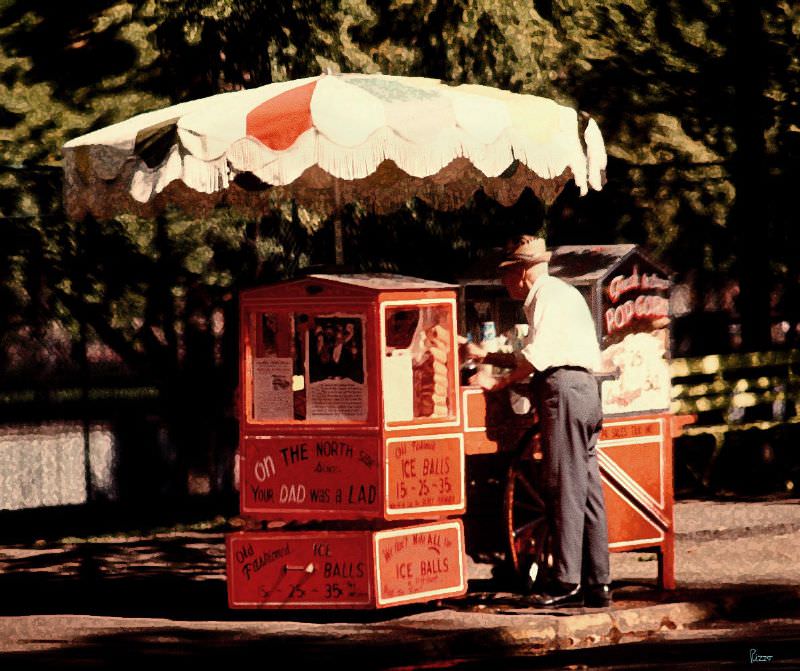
[0,0,797,497]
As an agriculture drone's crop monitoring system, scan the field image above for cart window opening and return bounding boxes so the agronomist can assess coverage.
[305,314,368,421]
[248,310,369,423]
[250,312,295,421]
[385,309,419,349]
[383,304,455,423]
[293,313,309,420]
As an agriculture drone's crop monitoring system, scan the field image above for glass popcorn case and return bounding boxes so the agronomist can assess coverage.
[550,244,673,418]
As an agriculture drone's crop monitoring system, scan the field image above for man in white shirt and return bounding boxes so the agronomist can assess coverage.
[462,235,611,608]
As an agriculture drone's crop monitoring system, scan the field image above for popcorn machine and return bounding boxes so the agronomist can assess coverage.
[459,244,684,591]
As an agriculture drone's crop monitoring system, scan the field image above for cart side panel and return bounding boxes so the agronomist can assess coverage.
[240,434,383,520]
[226,531,374,609]
[374,519,467,607]
[384,432,465,519]
[461,386,536,455]
[226,520,467,610]
[598,414,674,554]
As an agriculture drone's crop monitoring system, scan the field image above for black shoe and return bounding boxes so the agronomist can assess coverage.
[583,584,612,608]
[527,582,582,607]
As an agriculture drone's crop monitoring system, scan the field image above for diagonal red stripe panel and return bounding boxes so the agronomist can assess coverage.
[246,81,317,151]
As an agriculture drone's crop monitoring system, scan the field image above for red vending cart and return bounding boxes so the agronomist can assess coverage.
[458,244,684,591]
[227,274,469,609]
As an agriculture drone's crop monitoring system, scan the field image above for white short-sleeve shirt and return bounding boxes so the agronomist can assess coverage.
[517,274,601,373]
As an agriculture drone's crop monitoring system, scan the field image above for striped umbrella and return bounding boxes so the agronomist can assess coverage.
[64,73,606,262]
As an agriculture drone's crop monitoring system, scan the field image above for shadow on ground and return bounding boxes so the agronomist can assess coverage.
[1,533,799,625]
[0,588,799,670]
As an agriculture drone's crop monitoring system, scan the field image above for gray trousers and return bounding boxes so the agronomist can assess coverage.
[533,367,609,587]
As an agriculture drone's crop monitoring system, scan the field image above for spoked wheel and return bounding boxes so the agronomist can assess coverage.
[504,429,554,591]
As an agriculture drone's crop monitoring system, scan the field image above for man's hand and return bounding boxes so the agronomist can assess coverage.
[468,369,504,391]
[459,339,487,364]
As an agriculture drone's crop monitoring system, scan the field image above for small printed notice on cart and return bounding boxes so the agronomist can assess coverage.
[252,357,294,420]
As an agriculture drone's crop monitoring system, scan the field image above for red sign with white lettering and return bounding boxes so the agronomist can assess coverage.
[227,520,467,609]
[376,520,466,606]
[601,260,671,339]
[227,532,373,608]
[241,433,465,520]
[385,434,464,514]
[600,420,662,441]
[240,435,381,518]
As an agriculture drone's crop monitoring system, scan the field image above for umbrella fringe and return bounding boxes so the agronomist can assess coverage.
[96,116,592,199]
[131,145,183,203]
[182,153,230,195]
[124,128,590,201]
[228,137,278,174]
[130,147,230,202]
[585,119,607,192]
[251,130,318,185]
[238,124,580,186]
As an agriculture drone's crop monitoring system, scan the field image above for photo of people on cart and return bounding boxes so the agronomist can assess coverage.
[309,317,365,385]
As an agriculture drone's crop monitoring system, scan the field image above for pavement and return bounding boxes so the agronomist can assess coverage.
[0,497,799,667]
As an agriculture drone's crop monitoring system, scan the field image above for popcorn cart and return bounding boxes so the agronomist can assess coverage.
[459,244,684,591]
[226,245,685,609]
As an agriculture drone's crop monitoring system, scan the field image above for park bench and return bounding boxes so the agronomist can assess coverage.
[669,350,800,494]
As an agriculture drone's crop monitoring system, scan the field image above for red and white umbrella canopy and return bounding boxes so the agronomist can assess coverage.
[63,73,606,220]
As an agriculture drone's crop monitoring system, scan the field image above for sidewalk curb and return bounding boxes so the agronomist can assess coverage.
[381,599,719,658]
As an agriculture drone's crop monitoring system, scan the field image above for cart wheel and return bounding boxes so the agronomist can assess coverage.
[504,429,554,590]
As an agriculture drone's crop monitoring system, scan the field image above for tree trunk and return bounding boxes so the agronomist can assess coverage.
[731,2,772,351]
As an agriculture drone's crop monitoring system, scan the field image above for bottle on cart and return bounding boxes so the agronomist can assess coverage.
[460,332,478,385]
[478,321,498,376]
[513,323,529,352]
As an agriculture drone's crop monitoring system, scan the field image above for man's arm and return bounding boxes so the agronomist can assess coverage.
[470,356,534,391]
[461,343,519,370]
[482,351,518,369]
[460,340,535,391]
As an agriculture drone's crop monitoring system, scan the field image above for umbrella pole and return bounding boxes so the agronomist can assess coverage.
[334,216,344,267]
[542,202,550,237]
[333,180,344,267]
